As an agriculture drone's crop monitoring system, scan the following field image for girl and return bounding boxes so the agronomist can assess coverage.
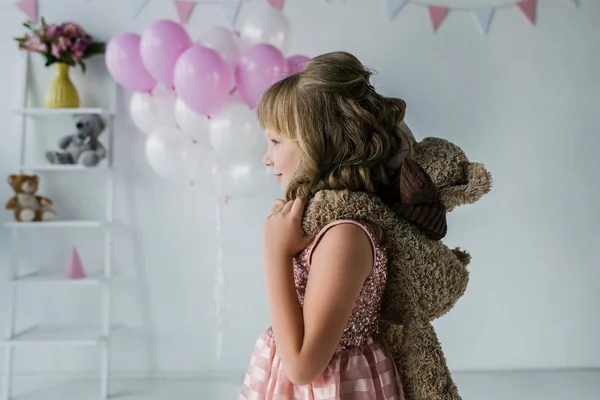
[239,51,415,400]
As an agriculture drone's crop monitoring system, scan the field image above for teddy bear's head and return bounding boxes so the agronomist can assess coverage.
[381,135,491,322]
[413,137,492,212]
[8,174,39,195]
[74,114,105,142]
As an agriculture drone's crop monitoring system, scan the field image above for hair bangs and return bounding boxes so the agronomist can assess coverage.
[257,75,302,140]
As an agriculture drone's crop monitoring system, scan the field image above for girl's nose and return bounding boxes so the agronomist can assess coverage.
[262,154,273,167]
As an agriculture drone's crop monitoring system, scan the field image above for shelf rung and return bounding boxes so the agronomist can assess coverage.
[19,165,108,172]
[9,270,107,286]
[3,220,106,229]
[11,108,112,117]
[1,325,106,347]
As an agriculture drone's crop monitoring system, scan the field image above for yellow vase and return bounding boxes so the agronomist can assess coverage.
[45,63,80,109]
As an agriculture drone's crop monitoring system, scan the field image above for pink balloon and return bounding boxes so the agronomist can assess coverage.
[105,33,156,92]
[174,46,232,116]
[286,54,310,75]
[235,43,288,108]
[140,20,192,89]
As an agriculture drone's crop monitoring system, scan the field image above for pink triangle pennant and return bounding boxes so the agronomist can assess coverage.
[517,0,536,25]
[64,246,86,279]
[267,0,284,11]
[428,6,449,32]
[16,0,37,22]
[174,1,196,25]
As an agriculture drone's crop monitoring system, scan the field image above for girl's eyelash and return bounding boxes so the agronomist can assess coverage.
[270,139,280,145]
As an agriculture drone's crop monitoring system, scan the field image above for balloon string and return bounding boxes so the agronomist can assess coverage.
[213,168,225,362]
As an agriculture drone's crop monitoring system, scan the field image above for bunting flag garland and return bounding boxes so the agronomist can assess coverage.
[428,6,449,32]
[174,0,195,25]
[131,0,150,17]
[386,0,547,34]
[5,0,578,36]
[517,0,537,25]
[267,0,284,11]
[220,0,242,27]
[15,0,37,21]
[473,7,495,35]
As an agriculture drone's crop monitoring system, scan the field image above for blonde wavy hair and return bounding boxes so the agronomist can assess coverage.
[257,51,414,202]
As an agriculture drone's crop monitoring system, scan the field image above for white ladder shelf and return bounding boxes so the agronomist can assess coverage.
[1,53,117,400]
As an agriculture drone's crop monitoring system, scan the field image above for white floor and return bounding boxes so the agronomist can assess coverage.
[2,369,599,399]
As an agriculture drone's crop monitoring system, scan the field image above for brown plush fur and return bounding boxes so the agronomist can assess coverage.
[300,137,492,400]
[5,174,56,222]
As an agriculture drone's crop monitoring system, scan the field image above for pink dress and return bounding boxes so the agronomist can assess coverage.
[239,220,404,400]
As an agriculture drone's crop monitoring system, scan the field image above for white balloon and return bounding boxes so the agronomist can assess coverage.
[208,102,263,164]
[200,26,242,69]
[175,97,210,138]
[145,126,210,183]
[213,161,271,198]
[239,7,291,52]
[130,88,177,135]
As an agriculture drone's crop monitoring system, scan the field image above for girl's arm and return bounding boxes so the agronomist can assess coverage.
[264,223,373,385]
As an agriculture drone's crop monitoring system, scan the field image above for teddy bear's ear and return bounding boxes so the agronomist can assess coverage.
[7,174,16,185]
[440,161,492,212]
[89,114,106,133]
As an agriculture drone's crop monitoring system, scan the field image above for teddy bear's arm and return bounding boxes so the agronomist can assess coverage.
[58,135,73,150]
[37,196,53,206]
[5,196,17,210]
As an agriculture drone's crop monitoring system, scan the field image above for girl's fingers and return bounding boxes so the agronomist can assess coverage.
[290,197,307,218]
[268,199,286,216]
[281,200,295,214]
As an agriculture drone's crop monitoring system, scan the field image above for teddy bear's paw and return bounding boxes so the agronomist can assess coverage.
[42,210,57,221]
[18,208,36,222]
[45,151,73,164]
[80,151,100,167]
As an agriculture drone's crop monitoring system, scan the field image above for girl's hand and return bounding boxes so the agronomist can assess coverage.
[264,197,313,259]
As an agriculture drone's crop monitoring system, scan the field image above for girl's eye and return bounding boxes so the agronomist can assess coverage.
[270,139,280,146]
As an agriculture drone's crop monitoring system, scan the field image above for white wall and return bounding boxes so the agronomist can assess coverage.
[0,0,599,380]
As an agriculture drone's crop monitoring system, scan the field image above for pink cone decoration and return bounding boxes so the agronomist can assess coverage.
[65,246,86,279]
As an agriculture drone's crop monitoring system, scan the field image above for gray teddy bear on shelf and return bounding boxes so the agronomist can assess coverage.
[45,114,107,167]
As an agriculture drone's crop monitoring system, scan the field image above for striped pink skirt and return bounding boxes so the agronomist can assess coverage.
[238,331,404,400]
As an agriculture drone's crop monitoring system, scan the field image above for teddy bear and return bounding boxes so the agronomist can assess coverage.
[5,174,57,222]
[299,134,492,400]
[45,114,107,167]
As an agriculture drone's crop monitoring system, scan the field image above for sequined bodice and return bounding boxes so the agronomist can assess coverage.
[267,220,388,350]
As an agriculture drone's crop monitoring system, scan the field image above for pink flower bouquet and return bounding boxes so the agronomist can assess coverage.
[14,17,105,72]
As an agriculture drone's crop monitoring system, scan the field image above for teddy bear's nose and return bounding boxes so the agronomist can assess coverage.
[76,122,84,129]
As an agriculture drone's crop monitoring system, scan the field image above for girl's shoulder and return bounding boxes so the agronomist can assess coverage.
[306,219,386,270]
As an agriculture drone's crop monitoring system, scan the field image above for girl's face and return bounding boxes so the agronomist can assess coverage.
[262,129,301,192]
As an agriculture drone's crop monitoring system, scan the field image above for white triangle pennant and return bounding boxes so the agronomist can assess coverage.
[220,0,242,27]
[131,0,150,17]
[387,0,407,20]
[473,7,495,35]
